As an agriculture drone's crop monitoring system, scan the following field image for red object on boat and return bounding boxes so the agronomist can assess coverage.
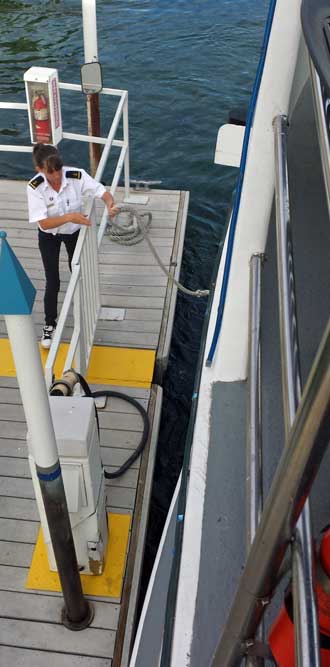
[33,92,51,143]
[269,529,330,666]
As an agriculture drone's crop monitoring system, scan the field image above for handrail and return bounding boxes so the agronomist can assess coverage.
[309,61,330,219]
[273,114,320,667]
[246,253,264,667]
[246,254,263,548]
[211,315,330,666]
[44,196,100,388]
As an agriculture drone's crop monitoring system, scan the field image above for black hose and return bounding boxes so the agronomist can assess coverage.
[75,372,150,479]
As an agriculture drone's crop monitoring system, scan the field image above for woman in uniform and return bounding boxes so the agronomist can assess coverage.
[27,143,117,348]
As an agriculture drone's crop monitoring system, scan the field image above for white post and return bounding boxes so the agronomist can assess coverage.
[6,316,58,468]
[123,97,130,201]
[82,0,100,176]
[82,0,98,62]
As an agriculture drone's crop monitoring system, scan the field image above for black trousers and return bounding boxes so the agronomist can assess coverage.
[38,229,79,326]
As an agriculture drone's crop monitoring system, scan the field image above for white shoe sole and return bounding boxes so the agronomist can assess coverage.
[41,339,52,349]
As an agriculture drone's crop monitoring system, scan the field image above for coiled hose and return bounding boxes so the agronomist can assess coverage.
[74,373,150,479]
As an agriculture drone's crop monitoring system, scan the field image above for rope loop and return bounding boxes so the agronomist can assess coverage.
[106,204,209,298]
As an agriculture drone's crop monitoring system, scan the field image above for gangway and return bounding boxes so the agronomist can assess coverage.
[0,75,189,666]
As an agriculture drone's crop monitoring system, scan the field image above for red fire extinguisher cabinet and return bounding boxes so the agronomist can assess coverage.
[24,67,62,146]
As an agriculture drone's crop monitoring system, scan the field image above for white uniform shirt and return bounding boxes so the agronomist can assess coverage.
[27,166,106,235]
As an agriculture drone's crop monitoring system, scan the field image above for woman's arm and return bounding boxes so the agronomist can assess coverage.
[39,212,91,231]
[101,191,118,217]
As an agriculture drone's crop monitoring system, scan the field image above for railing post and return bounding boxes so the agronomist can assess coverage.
[73,271,87,378]
[246,253,264,667]
[273,114,320,667]
[123,94,130,201]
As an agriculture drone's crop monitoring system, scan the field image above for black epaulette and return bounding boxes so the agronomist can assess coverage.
[66,170,82,180]
[28,175,44,190]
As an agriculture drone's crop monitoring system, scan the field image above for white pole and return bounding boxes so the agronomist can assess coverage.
[5,315,58,469]
[82,0,101,176]
[82,0,98,62]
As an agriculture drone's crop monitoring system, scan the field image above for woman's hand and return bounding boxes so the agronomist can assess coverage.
[71,212,91,226]
[107,205,119,219]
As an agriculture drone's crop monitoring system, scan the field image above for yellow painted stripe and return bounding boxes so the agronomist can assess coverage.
[0,338,155,388]
[26,513,130,598]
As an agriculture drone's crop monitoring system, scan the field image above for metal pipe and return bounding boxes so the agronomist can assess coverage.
[309,61,330,220]
[273,114,320,667]
[247,254,263,547]
[211,316,330,666]
[292,504,320,666]
[246,254,264,667]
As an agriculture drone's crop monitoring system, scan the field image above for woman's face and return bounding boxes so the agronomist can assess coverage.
[38,165,62,189]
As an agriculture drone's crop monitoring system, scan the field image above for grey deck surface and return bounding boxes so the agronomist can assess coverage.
[0,184,188,665]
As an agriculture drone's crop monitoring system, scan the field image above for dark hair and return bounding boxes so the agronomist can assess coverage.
[33,143,63,172]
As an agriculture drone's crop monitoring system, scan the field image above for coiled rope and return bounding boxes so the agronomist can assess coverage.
[106,205,209,298]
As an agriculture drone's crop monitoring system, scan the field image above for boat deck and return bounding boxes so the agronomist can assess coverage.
[0,182,189,666]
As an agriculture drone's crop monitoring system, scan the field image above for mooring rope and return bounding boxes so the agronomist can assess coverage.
[106,205,209,298]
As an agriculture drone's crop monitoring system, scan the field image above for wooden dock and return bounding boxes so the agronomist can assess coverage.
[0,181,189,666]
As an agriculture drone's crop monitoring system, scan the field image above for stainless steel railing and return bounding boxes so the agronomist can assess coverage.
[309,61,330,220]
[246,253,264,667]
[211,112,330,666]
[212,302,330,666]
[273,114,320,667]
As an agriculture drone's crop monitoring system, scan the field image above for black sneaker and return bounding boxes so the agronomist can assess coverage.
[41,325,56,349]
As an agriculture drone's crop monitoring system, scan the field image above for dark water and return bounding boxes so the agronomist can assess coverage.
[0,0,269,597]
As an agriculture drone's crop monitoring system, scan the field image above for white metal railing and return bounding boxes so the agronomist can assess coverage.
[0,82,130,386]
[44,195,100,388]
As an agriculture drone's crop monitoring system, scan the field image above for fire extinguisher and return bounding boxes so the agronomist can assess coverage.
[269,528,330,666]
[32,91,51,143]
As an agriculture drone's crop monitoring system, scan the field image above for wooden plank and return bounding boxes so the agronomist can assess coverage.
[105,467,138,488]
[101,447,138,470]
[91,385,150,399]
[0,457,30,476]
[0,497,38,521]
[0,405,144,431]
[0,541,34,567]
[94,331,159,348]
[0,617,115,658]
[99,412,144,432]
[105,485,136,510]
[0,437,28,457]
[0,564,31,592]
[0,590,119,630]
[0,518,39,543]
[100,429,143,448]
[0,646,112,667]
[5,225,174,239]
[99,295,163,308]
[95,320,160,333]
[0,477,34,499]
[0,421,27,440]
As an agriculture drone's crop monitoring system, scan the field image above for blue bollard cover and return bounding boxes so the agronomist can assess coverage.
[0,231,36,314]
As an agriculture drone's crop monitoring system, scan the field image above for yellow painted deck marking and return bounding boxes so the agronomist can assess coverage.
[0,338,155,388]
[26,513,130,598]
